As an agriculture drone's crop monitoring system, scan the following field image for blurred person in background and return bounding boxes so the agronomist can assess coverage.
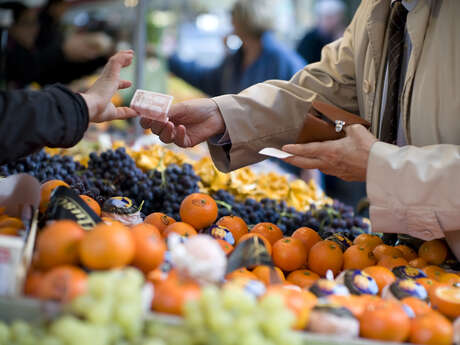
[167,0,306,97]
[297,0,346,64]
[2,0,113,88]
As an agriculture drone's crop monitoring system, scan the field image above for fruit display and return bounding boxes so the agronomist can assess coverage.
[0,144,459,345]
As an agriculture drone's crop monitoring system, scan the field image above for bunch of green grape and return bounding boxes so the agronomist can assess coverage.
[0,268,147,345]
[145,285,302,345]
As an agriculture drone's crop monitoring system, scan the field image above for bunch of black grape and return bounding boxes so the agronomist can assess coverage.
[86,149,200,218]
[0,150,102,201]
[211,189,369,240]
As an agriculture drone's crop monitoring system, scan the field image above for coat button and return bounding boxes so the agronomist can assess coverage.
[363,80,372,94]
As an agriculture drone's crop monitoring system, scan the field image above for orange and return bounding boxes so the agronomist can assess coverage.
[264,285,317,329]
[439,273,460,285]
[343,244,377,270]
[79,222,135,270]
[378,255,408,270]
[130,223,166,273]
[308,240,343,277]
[272,237,307,272]
[79,195,101,216]
[402,296,432,317]
[225,268,259,281]
[38,265,87,302]
[423,265,446,281]
[429,283,460,318]
[40,180,69,213]
[286,269,320,289]
[163,222,197,238]
[252,265,285,285]
[327,294,371,319]
[373,244,403,261]
[292,227,321,254]
[416,278,438,294]
[238,233,272,255]
[418,240,448,265]
[353,234,383,250]
[250,222,283,245]
[144,212,176,235]
[409,257,428,269]
[151,275,201,315]
[216,215,248,243]
[0,227,19,236]
[35,220,85,270]
[409,311,453,345]
[363,266,396,293]
[359,300,411,342]
[179,193,218,230]
[0,217,24,229]
[216,239,234,255]
[24,270,44,297]
[396,245,418,262]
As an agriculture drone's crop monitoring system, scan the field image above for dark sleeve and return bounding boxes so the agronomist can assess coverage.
[296,30,323,64]
[168,54,223,97]
[0,84,89,164]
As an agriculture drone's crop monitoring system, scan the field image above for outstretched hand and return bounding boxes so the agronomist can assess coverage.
[139,98,226,147]
[80,50,138,123]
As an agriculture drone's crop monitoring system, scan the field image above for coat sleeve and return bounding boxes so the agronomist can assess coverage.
[0,85,89,165]
[367,142,460,260]
[208,3,363,172]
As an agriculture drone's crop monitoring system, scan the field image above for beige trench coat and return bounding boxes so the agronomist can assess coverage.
[207,0,460,259]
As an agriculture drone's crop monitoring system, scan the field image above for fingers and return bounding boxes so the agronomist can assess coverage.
[139,117,153,129]
[282,142,323,157]
[103,50,134,80]
[283,156,325,170]
[158,122,176,144]
[114,107,139,120]
[175,125,191,147]
[118,80,132,90]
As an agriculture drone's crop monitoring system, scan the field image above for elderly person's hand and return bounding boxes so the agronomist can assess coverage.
[282,125,378,182]
[80,50,138,123]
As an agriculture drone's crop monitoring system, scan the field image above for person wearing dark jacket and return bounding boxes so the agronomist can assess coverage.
[0,50,137,164]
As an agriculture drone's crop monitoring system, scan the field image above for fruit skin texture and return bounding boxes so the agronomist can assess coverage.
[216,215,248,243]
[79,223,135,270]
[40,180,69,213]
[130,223,166,274]
[363,266,396,295]
[396,245,418,262]
[272,237,307,272]
[418,239,448,265]
[163,222,197,238]
[38,265,87,302]
[216,239,234,255]
[353,233,383,250]
[402,297,432,317]
[152,276,201,315]
[429,284,460,319]
[409,311,453,345]
[286,269,320,289]
[79,195,101,216]
[250,222,283,245]
[292,227,321,254]
[377,255,408,270]
[373,244,403,261]
[36,220,85,270]
[179,193,218,230]
[359,301,411,342]
[308,240,343,277]
[343,244,377,270]
[144,212,176,235]
[252,265,285,285]
[225,268,259,281]
[409,257,428,269]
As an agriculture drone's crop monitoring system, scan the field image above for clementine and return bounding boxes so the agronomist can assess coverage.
[353,234,383,250]
[79,195,101,216]
[272,237,307,272]
[292,227,321,254]
[40,180,69,213]
[130,223,166,273]
[286,269,320,289]
[308,240,343,277]
[238,232,272,255]
[179,193,218,230]
[252,265,285,285]
[38,265,87,302]
[373,244,403,261]
[419,240,448,265]
[409,311,453,345]
[250,222,283,245]
[343,244,376,270]
[363,266,396,294]
[163,222,197,238]
[216,215,248,243]
[144,212,176,235]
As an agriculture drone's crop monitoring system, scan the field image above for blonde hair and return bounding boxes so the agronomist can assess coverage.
[231,0,277,37]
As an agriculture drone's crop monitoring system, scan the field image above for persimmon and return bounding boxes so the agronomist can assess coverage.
[308,240,343,277]
[35,220,85,270]
[144,212,176,235]
[179,193,218,230]
[272,237,307,272]
[79,195,101,216]
[250,222,283,245]
[79,222,135,270]
[217,215,248,243]
[130,223,166,273]
[38,265,87,302]
[40,180,69,213]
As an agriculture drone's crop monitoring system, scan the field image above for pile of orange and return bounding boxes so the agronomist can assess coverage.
[0,207,24,237]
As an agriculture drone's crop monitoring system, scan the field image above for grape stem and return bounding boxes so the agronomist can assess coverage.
[215,200,232,211]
